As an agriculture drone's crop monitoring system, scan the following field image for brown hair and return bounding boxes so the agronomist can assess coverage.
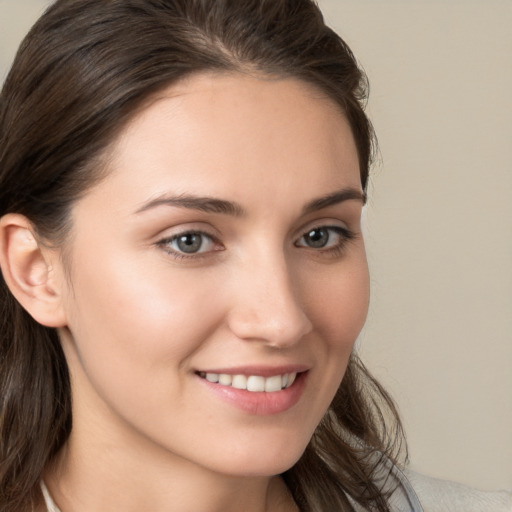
[0,1,404,510]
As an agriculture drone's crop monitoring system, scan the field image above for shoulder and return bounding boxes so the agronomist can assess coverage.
[404,469,512,512]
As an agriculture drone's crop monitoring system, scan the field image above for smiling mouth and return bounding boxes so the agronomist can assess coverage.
[196,371,298,392]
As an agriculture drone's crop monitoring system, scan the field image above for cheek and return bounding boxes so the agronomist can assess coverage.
[306,256,370,351]
[67,249,218,340]
[61,248,227,397]
[300,254,369,408]
[59,252,234,446]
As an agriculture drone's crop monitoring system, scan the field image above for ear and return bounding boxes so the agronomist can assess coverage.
[0,214,67,327]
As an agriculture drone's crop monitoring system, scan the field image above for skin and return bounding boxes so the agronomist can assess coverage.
[42,73,370,511]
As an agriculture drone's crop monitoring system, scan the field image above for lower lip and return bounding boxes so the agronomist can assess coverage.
[197,372,308,415]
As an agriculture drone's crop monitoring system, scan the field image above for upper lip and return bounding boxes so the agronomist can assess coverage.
[195,364,310,377]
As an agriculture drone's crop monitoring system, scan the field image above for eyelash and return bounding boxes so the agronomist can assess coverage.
[294,225,355,256]
[156,225,355,260]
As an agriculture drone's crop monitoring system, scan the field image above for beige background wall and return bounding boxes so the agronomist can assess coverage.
[2,0,511,491]
[318,0,512,491]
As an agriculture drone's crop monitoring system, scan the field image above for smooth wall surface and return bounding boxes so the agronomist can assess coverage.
[2,0,511,491]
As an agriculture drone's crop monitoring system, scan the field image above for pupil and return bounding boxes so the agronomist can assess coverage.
[307,228,328,248]
[177,233,202,253]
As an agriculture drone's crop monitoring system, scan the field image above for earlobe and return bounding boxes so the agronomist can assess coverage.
[0,214,67,328]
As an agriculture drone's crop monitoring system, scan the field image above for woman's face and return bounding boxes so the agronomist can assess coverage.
[56,73,369,477]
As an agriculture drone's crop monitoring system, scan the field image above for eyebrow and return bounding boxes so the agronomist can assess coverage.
[135,187,365,217]
[302,188,366,214]
[135,194,245,216]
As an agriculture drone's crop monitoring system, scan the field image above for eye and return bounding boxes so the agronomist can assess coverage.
[295,226,353,250]
[158,231,220,257]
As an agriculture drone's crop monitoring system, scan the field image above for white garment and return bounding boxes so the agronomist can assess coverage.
[404,470,512,512]
[41,481,61,512]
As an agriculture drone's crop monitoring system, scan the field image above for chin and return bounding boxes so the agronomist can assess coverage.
[204,433,311,478]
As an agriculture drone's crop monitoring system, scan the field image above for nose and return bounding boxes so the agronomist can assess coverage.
[227,251,313,348]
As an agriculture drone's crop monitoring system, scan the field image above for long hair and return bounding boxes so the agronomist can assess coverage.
[0,1,404,510]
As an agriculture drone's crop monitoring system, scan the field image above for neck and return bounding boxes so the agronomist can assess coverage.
[44,427,297,512]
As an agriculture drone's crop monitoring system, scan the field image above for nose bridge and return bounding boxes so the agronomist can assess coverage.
[228,245,313,347]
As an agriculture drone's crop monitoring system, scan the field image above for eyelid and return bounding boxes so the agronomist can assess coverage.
[293,217,351,239]
[152,221,222,244]
[294,225,353,244]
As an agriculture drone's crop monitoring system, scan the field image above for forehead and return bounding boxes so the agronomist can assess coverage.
[85,72,361,215]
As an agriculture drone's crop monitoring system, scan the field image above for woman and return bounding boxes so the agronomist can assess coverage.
[0,1,509,511]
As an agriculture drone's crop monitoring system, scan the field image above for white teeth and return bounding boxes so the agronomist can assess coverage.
[202,372,298,392]
[265,375,283,392]
[231,374,247,389]
[247,375,265,392]
[218,374,232,386]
